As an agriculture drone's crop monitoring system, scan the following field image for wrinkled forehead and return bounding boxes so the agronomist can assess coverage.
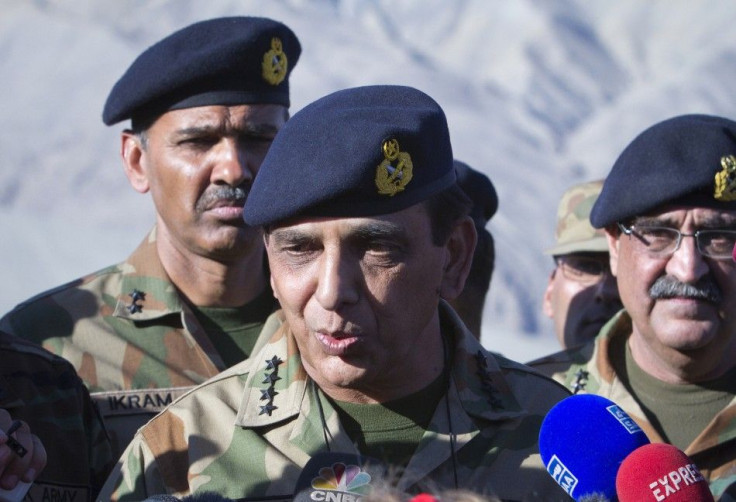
[630,205,736,227]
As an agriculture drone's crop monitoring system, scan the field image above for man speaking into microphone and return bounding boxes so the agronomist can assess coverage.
[530,114,736,500]
[100,85,570,500]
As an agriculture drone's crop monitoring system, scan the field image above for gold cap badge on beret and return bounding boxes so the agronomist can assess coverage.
[375,138,413,196]
[262,37,288,85]
[714,154,736,201]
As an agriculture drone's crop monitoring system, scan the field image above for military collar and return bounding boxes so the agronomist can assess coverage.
[113,227,185,321]
[234,305,531,429]
[437,302,528,422]
[599,312,736,456]
[235,312,308,428]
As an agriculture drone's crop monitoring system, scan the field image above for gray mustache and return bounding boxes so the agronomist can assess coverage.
[649,275,722,303]
[196,186,247,211]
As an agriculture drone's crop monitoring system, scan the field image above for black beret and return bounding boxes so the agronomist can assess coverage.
[102,16,301,126]
[453,159,498,228]
[244,85,455,226]
[591,114,736,228]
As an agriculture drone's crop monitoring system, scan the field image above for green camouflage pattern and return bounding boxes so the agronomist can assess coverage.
[544,179,608,256]
[0,227,272,460]
[528,310,736,500]
[100,304,572,501]
[0,330,114,500]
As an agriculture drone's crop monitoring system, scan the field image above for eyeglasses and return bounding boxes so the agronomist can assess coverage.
[617,223,736,260]
[555,255,612,285]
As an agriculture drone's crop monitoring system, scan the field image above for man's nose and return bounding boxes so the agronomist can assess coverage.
[666,234,710,284]
[210,138,254,186]
[314,248,360,310]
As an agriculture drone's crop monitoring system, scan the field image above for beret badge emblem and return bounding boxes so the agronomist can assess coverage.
[375,138,413,196]
[262,37,288,86]
[714,154,736,201]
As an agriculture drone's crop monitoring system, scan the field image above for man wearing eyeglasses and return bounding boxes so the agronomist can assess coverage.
[529,114,736,499]
[542,180,622,349]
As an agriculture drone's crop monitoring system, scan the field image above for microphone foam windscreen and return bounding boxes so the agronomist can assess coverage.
[539,394,650,501]
[616,443,714,502]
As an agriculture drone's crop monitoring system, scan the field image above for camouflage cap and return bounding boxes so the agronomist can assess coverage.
[544,180,608,255]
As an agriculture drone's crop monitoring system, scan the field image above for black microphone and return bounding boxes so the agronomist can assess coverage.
[538,394,650,501]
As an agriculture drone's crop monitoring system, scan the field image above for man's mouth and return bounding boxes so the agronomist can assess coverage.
[315,330,362,356]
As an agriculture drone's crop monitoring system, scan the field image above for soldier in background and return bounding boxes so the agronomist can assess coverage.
[530,114,736,498]
[542,180,622,348]
[448,160,498,339]
[100,85,569,500]
[0,17,300,458]
[0,330,113,499]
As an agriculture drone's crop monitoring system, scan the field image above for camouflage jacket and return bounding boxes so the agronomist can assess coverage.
[0,228,275,459]
[528,310,736,500]
[99,304,571,502]
[0,330,114,501]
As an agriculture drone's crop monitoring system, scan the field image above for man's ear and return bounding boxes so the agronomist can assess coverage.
[605,225,620,278]
[121,130,150,194]
[439,216,477,300]
[543,269,556,318]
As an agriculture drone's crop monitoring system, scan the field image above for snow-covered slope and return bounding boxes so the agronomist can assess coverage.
[3,0,736,361]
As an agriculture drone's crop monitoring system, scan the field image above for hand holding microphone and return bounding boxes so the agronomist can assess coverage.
[0,410,46,502]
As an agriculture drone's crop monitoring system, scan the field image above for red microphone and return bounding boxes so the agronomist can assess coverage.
[616,443,714,501]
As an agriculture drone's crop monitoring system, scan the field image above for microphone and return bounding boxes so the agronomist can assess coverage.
[538,394,650,501]
[616,443,714,501]
[293,452,386,501]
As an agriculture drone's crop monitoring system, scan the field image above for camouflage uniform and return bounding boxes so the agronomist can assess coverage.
[528,310,736,500]
[0,228,274,459]
[0,330,114,500]
[544,179,608,256]
[100,303,571,501]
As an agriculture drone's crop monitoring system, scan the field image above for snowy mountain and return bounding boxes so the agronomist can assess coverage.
[3,0,736,361]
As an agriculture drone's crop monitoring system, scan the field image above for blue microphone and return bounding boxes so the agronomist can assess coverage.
[539,394,650,501]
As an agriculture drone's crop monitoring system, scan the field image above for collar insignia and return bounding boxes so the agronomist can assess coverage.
[375,138,413,196]
[714,154,736,201]
[126,289,146,314]
[258,355,283,416]
[571,368,589,394]
[474,351,502,409]
[262,37,288,86]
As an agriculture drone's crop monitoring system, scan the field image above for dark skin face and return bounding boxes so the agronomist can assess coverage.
[121,104,288,264]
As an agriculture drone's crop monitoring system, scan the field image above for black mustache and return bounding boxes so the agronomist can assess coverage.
[649,275,722,303]
[195,185,247,211]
